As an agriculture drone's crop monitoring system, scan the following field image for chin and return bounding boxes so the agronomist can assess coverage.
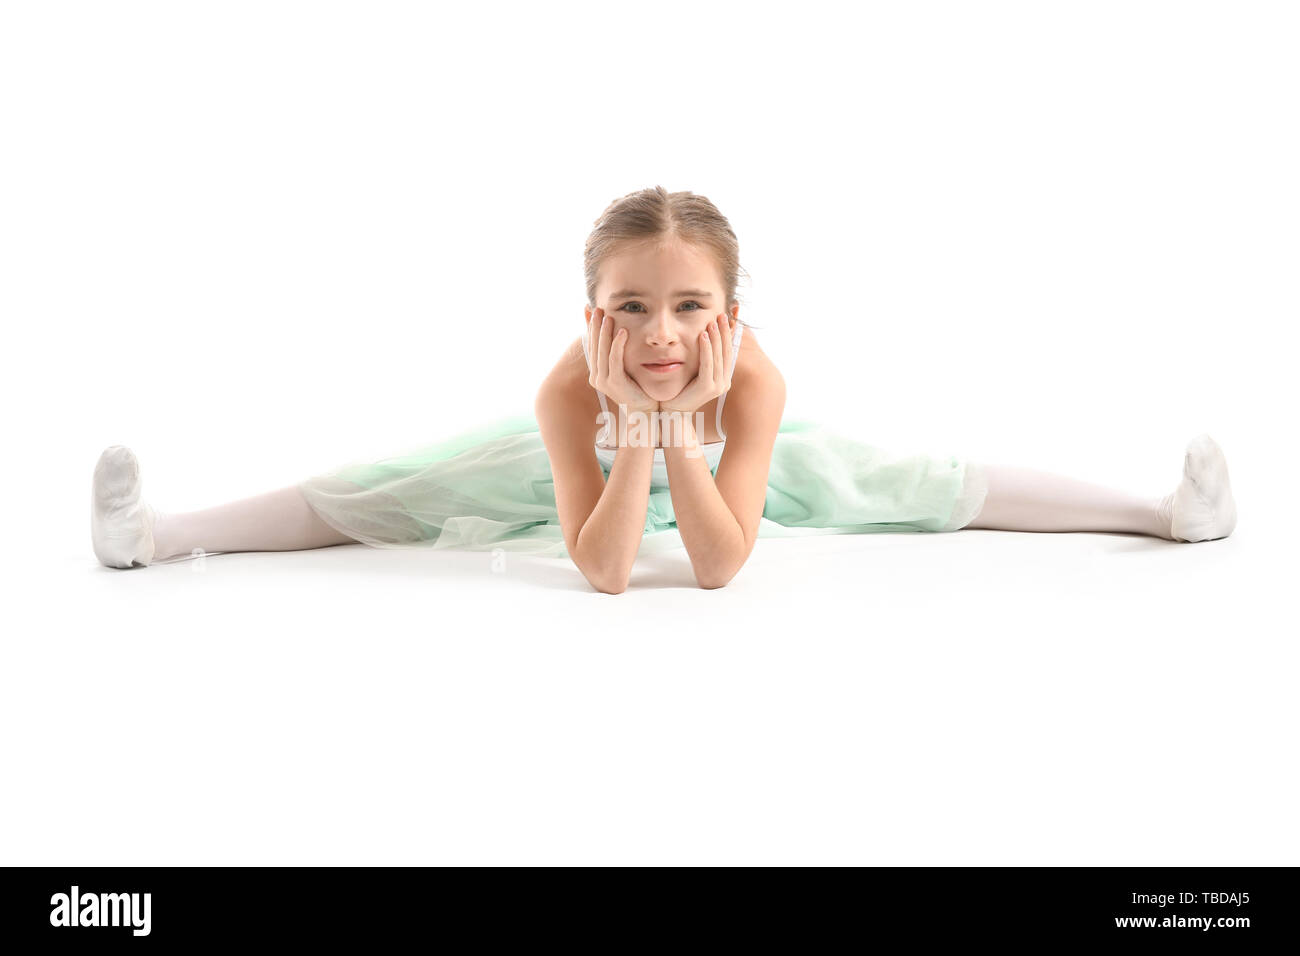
[636,380,679,400]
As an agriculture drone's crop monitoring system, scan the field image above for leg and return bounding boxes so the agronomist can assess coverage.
[151,486,359,561]
[963,463,1174,540]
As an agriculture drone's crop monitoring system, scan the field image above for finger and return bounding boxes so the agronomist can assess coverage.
[596,309,611,384]
[592,308,605,382]
[711,316,724,385]
[584,308,595,376]
[721,315,735,382]
[608,321,628,392]
[614,332,647,396]
[612,329,652,408]
[698,326,714,383]
[700,320,717,388]
[610,326,627,383]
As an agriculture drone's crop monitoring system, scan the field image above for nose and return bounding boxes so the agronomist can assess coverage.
[645,309,679,347]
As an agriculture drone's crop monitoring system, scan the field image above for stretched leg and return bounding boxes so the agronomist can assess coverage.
[92,445,359,568]
[963,434,1238,543]
[151,486,357,561]
[963,464,1174,539]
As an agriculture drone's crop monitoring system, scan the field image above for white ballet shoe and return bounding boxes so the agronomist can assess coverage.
[91,445,158,568]
[1168,433,1238,543]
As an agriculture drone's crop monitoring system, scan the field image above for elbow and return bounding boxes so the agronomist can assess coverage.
[571,533,632,594]
[694,565,738,590]
[694,538,751,589]
[591,568,631,594]
[579,556,632,594]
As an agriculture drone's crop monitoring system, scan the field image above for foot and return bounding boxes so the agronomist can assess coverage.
[1164,433,1238,543]
[91,445,159,568]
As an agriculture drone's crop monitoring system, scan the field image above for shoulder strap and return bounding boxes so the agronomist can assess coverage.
[715,322,745,440]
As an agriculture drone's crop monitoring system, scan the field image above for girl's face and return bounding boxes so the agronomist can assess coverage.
[588,239,738,402]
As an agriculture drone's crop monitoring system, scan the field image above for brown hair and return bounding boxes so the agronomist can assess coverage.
[583,185,755,329]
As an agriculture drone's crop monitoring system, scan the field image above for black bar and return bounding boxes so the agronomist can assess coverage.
[1,866,1295,946]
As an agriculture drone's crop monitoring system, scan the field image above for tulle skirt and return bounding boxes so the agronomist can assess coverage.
[296,414,989,560]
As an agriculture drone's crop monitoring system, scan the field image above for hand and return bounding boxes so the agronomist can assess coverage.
[586,307,660,417]
[658,314,737,417]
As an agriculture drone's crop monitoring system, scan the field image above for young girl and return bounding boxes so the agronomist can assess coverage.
[91,186,1238,591]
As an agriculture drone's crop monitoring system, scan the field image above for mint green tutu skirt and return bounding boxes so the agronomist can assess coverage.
[296,415,989,560]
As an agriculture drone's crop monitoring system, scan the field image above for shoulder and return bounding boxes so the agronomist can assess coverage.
[725,327,786,424]
[535,337,602,443]
[536,336,597,412]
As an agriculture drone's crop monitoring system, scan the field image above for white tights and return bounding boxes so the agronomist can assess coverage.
[146,466,1174,563]
[151,487,357,563]
[99,430,1237,568]
[963,464,1173,540]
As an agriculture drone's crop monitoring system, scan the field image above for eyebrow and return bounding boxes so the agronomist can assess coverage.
[608,289,715,300]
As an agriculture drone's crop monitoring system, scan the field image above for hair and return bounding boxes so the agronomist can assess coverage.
[583,185,756,329]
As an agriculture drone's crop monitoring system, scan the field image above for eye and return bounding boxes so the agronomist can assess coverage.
[619,301,705,313]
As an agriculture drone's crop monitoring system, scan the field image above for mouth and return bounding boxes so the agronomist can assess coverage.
[641,362,683,373]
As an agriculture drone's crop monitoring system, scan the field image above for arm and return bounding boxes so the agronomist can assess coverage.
[535,384,656,594]
[572,413,658,594]
[660,415,744,588]
[663,367,786,589]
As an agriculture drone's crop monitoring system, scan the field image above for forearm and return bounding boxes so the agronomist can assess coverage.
[574,429,656,592]
[660,414,746,588]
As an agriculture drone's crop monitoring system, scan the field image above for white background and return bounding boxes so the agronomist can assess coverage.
[2,0,1296,864]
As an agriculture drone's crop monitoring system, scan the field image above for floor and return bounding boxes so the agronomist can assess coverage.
[8,519,1292,866]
